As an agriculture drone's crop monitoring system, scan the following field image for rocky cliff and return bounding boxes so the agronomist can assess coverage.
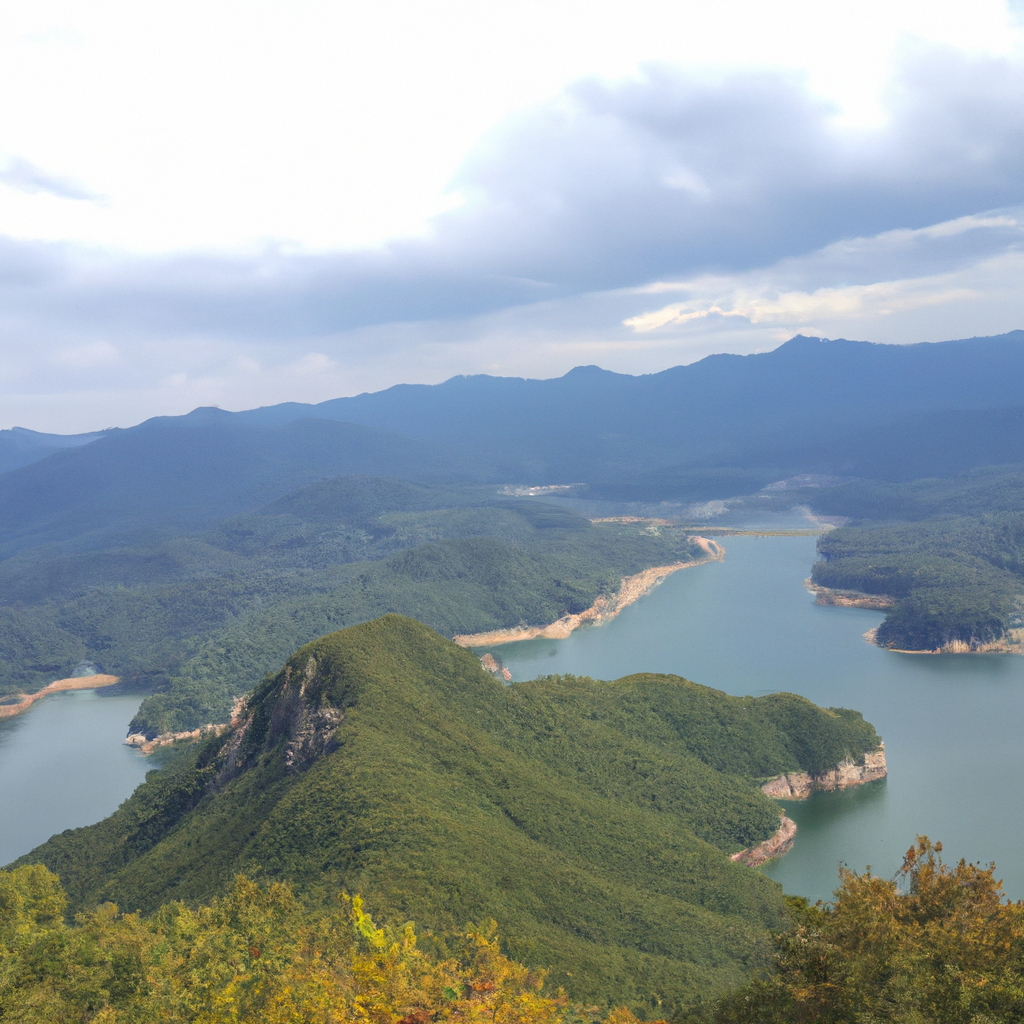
[730,815,797,867]
[760,743,887,800]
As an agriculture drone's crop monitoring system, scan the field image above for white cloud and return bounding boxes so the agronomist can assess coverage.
[0,1,1018,252]
[0,17,1022,431]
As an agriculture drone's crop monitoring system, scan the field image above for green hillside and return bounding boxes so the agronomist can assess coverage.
[17,615,882,1015]
[805,467,1024,650]
[0,475,704,737]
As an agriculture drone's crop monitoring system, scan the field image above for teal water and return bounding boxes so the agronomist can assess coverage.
[486,535,1024,903]
[0,689,150,866]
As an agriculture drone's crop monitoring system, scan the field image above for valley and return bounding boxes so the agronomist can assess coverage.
[5,333,1024,1017]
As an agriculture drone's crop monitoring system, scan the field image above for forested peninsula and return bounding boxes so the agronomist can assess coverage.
[804,467,1024,652]
[16,615,884,1014]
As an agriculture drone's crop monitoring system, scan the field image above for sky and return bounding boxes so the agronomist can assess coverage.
[2,0,1024,432]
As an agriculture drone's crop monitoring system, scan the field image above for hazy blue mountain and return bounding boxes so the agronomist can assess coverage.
[0,411,467,556]
[0,426,107,475]
[3,330,1023,553]
[272,330,1024,485]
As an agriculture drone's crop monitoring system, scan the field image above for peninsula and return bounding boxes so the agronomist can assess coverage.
[18,614,884,1012]
[0,674,119,720]
[453,537,723,647]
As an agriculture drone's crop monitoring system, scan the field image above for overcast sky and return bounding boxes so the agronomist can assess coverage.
[2,0,1024,432]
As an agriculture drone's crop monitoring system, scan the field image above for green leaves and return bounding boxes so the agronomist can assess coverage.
[699,837,1024,1024]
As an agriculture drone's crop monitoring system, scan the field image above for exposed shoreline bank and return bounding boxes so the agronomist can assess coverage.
[125,696,247,754]
[731,815,797,867]
[863,626,1024,656]
[761,744,888,800]
[732,745,888,867]
[0,674,120,720]
[805,579,895,610]
[125,722,230,754]
[453,537,724,648]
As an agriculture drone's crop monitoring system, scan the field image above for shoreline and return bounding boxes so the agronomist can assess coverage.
[125,696,247,754]
[733,745,888,867]
[0,674,120,720]
[126,722,231,754]
[761,744,887,800]
[864,625,1024,656]
[731,816,798,867]
[452,537,724,648]
[805,579,895,610]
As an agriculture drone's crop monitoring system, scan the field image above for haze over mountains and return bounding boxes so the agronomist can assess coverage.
[3,330,1024,556]
[2,328,1023,724]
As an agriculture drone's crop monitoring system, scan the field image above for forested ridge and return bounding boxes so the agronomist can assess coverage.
[807,467,1024,650]
[0,477,702,736]
[16,615,881,1014]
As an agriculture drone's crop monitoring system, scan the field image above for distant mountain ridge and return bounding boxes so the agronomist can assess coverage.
[0,425,109,476]
[3,330,1024,552]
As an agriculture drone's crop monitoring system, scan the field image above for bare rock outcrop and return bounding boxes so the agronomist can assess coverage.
[731,815,797,867]
[761,743,887,800]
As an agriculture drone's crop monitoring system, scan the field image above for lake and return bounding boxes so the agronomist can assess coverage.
[0,688,151,866]
[483,535,1024,903]
[5,534,1024,903]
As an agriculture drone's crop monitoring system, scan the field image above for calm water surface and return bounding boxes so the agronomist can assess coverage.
[486,535,1024,902]
[0,689,150,865]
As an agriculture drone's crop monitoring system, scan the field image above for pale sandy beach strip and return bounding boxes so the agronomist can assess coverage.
[0,674,120,719]
[453,538,724,648]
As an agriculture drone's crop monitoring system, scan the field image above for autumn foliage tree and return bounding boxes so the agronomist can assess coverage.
[0,866,603,1024]
[705,837,1024,1023]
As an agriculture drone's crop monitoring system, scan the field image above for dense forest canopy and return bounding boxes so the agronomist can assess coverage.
[807,469,1024,650]
[15,616,882,1014]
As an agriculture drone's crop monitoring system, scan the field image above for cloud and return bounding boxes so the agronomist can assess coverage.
[0,157,103,202]
[3,49,1024,337]
[2,45,1024,430]
[624,210,1024,331]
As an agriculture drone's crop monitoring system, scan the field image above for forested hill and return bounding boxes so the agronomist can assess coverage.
[805,468,1024,651]
[4,331,1024,546]
[0,475,704,734]
[18,614,882,1014]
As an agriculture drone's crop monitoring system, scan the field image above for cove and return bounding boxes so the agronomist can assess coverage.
[0,688,151,867]
[485,535,1024,903]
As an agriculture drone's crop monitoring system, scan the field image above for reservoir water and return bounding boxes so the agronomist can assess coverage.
[4,535,1024,904]
[0,689,150,866]
[485,535,1024,903]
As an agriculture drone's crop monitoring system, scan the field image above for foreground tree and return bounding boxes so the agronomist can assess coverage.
[704,837,1024,1023]
[0,867,592,1024]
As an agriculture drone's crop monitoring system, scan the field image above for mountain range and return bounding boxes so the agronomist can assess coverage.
[3,330,1024,554]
